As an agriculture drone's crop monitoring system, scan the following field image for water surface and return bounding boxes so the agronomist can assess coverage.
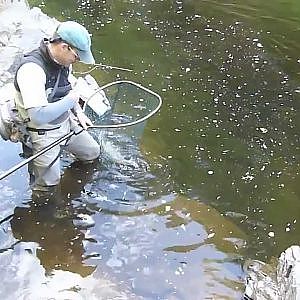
[0,0,299,299]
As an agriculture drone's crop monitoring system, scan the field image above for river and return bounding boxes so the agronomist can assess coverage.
[0,0,299,299]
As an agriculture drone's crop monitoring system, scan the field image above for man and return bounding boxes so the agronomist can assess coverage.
[14,21,100,191]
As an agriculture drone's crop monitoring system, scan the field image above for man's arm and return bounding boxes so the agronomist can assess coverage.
[27,97,76,125]
[17,63,77,125]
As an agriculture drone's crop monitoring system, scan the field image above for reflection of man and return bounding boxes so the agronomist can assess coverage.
[10,160,99,277]
[14,21,100,191]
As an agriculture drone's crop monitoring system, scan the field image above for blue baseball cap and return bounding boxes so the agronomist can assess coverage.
[56,21,95,64]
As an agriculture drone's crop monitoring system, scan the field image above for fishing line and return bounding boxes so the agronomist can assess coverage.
[73,63,133,75]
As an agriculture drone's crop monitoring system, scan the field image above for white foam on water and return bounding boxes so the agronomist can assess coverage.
[97,130,143,170]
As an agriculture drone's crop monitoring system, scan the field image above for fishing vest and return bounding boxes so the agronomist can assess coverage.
[14,39,72,126]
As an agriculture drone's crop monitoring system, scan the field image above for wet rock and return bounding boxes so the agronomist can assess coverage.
[0,1,58,86]
[0,30,10,47]
[244,245,300,299]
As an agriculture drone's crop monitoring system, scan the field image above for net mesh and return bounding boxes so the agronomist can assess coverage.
[83,81,161,131]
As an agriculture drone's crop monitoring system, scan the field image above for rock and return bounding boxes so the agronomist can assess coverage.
[277,246,300,300]
[0,0,58,86]
[244,245,300,300]
[0,30,10,47]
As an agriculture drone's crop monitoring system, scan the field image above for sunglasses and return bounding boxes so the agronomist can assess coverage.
[67,45,79,60]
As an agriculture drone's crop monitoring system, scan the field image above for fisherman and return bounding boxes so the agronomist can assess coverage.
[14,20,100,191]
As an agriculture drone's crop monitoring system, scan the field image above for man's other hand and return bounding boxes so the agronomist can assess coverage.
[76,111,93,130]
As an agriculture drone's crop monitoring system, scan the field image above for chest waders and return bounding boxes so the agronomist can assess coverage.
[13,40,73,187]
[24,68,73,187]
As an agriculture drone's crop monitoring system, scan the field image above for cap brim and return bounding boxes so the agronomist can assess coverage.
[77,48,95,64]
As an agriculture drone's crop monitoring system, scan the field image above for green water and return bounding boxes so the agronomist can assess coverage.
[0,0,299,299]
[33,0,300,258]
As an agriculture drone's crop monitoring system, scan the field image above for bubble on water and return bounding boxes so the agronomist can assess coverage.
[207,232,215,238]
[259,128,268,133]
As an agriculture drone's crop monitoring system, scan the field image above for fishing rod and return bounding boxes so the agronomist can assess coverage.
[0,123,126,181]
[0,80,162,181]
[73,63,133,75]
[0,131,75,181]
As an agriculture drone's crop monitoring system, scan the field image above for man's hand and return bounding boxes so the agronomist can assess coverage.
[66,89,80,104]
[76,111,93,130]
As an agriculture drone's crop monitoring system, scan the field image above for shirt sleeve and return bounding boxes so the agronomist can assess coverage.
[27,97,76,125]
[16,62,48,109]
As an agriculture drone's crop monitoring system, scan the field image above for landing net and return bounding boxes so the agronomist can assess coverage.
[79,78,162,130]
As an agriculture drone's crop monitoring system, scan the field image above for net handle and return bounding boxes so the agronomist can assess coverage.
[83,80,162,129]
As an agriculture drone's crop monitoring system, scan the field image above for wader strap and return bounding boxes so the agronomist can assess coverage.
[48,68,62,102]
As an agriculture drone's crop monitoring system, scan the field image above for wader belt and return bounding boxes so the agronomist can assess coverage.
[26,126,60,135]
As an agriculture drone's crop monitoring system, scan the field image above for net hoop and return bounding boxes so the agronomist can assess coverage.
[83,80,162,129]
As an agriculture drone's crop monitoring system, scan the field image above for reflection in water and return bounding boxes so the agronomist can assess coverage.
[11,200,93,276]
[10,160,99,277]
[4,159,137,299]
[3,128,246,298]
[80,193,245,299]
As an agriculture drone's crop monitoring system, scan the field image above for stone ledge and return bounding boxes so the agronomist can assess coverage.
[0,1,58,86]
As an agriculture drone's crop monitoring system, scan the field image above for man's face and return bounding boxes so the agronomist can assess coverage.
[57,43,80,66]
